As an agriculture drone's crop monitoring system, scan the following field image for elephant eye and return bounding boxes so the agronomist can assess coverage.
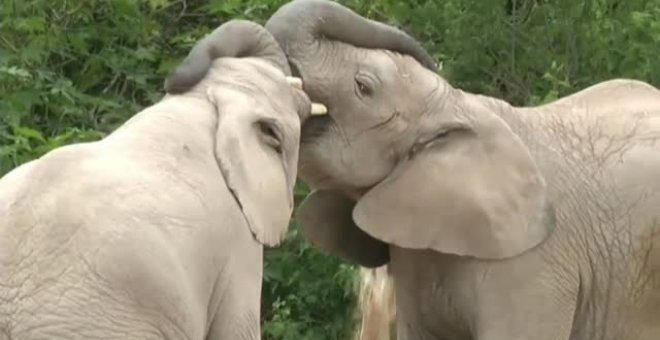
[357,80,370,95]
[355,74,374,97]
[257,120,283,154]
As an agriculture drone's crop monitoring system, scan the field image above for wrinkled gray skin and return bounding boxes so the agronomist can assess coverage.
[0,20,310,340]
[262,1,660,339]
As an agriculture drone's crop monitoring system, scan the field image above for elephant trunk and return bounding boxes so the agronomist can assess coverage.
[264,0,436,72]
[164,20,291,94]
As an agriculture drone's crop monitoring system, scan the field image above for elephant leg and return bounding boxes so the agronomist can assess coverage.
[205,240,263,340]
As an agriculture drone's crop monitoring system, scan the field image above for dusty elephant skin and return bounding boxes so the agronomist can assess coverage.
[264,1,660,339]
[0,20,312,340]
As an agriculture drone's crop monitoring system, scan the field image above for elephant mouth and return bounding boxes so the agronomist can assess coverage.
[300,114,332,144]
[290,61,333,145]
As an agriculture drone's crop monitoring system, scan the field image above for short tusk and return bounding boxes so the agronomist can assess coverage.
[310,103,328,116]
[286,76,303,89]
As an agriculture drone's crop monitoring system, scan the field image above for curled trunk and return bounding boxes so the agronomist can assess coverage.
[265,0,436,74]
[164,20,291,94]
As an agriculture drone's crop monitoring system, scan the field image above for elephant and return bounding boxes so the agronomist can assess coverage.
[0,20,326,340]
[260,0,660,339]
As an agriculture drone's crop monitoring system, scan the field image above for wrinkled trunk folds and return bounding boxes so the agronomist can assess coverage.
[265,0,436,73]
[165,20,291,94]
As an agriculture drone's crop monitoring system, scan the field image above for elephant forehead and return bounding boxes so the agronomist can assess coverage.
[208,85,301,156]
[363,50,400,81]
[378,49,445,93]
[210,85,298,129]
[204,59,299,123]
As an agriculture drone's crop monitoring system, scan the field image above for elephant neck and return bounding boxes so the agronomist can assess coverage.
[459,89,539,149]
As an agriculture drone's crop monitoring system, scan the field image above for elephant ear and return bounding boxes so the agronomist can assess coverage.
[353,111,556,259]
[296,190,389,267]
[209,84,300,247]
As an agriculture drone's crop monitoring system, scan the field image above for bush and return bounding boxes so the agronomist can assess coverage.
[261,181,359,339]
[1,0,659,338]
[366,0,660,105]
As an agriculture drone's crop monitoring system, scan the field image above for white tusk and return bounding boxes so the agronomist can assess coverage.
[286,76,303,89]
[310,103,328,116]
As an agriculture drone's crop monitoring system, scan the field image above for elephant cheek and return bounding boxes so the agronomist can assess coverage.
[297,138,387,194]
[297,140,341,189]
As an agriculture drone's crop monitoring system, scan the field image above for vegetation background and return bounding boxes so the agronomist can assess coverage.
[1,0,659,338]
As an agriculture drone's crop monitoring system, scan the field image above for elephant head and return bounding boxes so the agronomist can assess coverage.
[161,19,320,246]
[265,0,555,262]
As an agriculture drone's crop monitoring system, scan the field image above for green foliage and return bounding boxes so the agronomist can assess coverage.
[262,181,359,339]
[0,0,289,173]
[354,0,660,105]
[261,181,359,340]
[1,0,659,338]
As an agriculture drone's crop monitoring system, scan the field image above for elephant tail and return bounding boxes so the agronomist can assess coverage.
[355,266,396,340]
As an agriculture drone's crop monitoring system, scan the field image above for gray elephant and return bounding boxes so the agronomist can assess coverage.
[261,1,660,339]
[0,20,325,340]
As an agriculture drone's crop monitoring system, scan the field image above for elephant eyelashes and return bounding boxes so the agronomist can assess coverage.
[257,120,283,154]
[355,73,375,97]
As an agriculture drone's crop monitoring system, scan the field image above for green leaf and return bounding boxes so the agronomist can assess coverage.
[14,17,46,33]
[0,66,32,80]
[148,0,169,9]
[134,46,156,61]
[13,127,45,143]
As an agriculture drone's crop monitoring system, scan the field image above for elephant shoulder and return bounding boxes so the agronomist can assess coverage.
[537,79,660,117]
[573,79,660,112]
[1,140,173,225]
[580,79,660,97]
[0,142,99,206]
